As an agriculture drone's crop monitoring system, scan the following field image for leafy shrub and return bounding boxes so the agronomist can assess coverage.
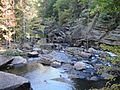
[100,44,120,55]
[58,10,71,25]
[106,56,120,67]
[0,49,26,56]
[100,84,120,90]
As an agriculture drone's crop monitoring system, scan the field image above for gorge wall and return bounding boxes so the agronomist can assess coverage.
[44,17,120,47]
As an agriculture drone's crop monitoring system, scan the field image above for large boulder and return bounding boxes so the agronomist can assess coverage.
[88,47,98,53]
[39,55,53,65]
[10,56,27,67]
[74,62,86,70]
[0,71,31,90]
[78,52,92,58]
[0,55,12,68]
[74,61,93,71]
[48,51,71,63]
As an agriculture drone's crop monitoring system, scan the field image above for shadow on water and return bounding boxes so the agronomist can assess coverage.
[72,78,106,90]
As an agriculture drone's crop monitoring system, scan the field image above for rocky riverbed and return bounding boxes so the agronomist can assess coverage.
[0,43,120,90]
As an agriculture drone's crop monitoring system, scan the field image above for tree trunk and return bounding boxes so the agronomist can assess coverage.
[86,12,100,49]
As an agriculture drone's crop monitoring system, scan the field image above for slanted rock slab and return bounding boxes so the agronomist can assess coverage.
[0,55,12,68]
[0,71,31,90]
[10,56,27,67]
[28,51,39,57]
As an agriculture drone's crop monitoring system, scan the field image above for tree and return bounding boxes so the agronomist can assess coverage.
[80,0,120,48]
[0,0,17,48]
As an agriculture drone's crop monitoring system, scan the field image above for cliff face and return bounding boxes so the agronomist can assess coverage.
[45,18,120,46]
[100,25,120,45]
[71,22,120,46]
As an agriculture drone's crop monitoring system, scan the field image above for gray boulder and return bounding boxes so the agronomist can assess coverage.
[39,55,53,65]
[88,48,97,53]
[0,55,12,68]
[78,52,92,58]
[10,56,27,67]
[74,61,93,71]
[101,73,114,80]
[51,61,61,68]
[0,71,31,90]
[90,76,100,81]
[28,51,39,57]
[74,61,86,70]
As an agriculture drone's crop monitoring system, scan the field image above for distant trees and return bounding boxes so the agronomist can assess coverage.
[0,0,119,47]
[40,0,82,25]
[40,0,120,25]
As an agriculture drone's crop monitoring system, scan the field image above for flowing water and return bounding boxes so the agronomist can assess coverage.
[4,51,106,90]
[5,62,106,90]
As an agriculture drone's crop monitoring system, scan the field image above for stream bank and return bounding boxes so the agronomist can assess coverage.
[0,43,120,90]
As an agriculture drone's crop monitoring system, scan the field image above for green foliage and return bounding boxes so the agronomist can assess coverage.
[106,56,120,67]
[39,0,120,25]
[58,10,71,25]
[39,0,82,24]
[54,0,70,12]
[100,44,120,55]
[0,49,26,56]
[81,0,120,14]
[44,0,57,17]
[100,83,120,90]
[100,44,120,66]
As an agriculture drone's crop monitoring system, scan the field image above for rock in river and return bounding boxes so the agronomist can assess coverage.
[39,55,53,65]
[51,61,61,68]
[28,51,39,57]
[88,48,97,53]
[10,56,27,67]
[79,52,92,58]
[0,55,12,68]
[74,61,93,71]
[0,71,31,90]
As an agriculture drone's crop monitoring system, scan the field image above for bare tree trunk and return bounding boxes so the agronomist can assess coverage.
[86,12,99,49]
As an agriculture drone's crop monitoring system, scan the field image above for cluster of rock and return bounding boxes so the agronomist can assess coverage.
[0,55,31,90]
[0,42,119,89]
[44,18,120,46]
[59,47,117,81]
[26,44,119,81]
